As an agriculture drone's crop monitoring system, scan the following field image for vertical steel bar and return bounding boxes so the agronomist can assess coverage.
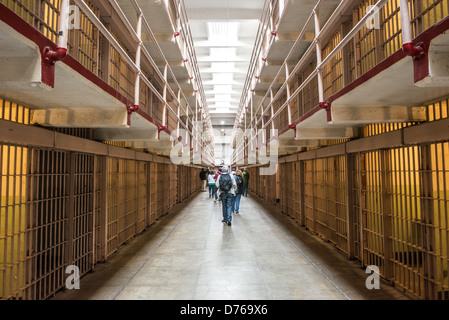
[285,63,292,126]
[146,161,151,228]
[1,145,5,298]
[5,145,11,297]
[435,143,443,295]
[346,153,356,259]
[11,145,17,296]
[92,155,97,269]
[66,152,75,273]
[421,144,437,299]
[100,156,107,261]
[23,146,31,299]
[134,12,142,108]
[391,148,399,285]
[397,147,405,286]
[162,63,168,128]
[443,142,449,291]
[314,8,325,103]
[407,146,416,291]
[382,149,393,281]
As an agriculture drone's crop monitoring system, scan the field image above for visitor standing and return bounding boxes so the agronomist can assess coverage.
[199,168,207,191]
[207,170,216,198]
[214,168,222,203]
[211,168,219,202]
[242,168,250,197]
[233,169,244,214]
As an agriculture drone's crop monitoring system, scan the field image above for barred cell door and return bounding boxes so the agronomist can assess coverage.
[24,150,94,299]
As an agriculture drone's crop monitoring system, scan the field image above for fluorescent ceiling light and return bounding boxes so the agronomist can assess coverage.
[210,62,235,72]
[207,21,239,43]
[213,73,233,82]
[210,48,237,58]
[214,85,232,93]
[213,102,233,109]
[214,94,232,101]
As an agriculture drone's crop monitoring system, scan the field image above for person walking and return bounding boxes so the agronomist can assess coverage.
[211,168,219,202]
[207,169,216,198]
[242,168,250,197]
[199,168,207,191]
[214,168,222,203]
[215,165,237,226]
[233,169,244,214]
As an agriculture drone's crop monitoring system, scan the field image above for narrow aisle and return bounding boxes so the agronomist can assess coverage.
[53,190,410,300]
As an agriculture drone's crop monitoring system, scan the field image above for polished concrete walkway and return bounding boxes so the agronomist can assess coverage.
[52,190,411,300]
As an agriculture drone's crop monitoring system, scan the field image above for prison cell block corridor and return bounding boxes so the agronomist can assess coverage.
[1,0,449,302]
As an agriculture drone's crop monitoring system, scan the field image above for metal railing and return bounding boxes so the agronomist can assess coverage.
[232,0,435,163]
[1,0,215,164]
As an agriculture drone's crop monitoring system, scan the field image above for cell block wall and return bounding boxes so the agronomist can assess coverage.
[272,109,449,300]
[0,135,202,300]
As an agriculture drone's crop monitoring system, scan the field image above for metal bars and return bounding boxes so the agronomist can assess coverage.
[234,0,448,157]
[67,1,99,73]
[0,95,205,299]
[26,149,69,300]
[72,153,93,277]
[1,0,210,160]
[276,135,449,300]
[107,158,140,256]
[0,145,28,299]
[411,0,449,35]
[0,99,30,125]
[0,143,202,299]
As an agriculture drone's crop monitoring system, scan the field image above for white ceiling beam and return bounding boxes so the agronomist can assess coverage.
[186,9,262,20]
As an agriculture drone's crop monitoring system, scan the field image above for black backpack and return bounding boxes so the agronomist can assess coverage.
[235,175,243,187]
[219,173,233,192]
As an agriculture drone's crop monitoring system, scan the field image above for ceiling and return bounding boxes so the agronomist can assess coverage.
[183,0,266,164]
[184,0,265,128]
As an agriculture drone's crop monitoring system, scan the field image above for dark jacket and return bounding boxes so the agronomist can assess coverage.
[242,170,249,184]
[235,175,244,194]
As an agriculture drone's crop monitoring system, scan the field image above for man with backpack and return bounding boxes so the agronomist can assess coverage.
[215,165,237,226]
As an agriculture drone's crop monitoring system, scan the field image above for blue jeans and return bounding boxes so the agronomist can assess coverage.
[243,184,248,197]
[220,192,234,222]
[233,193,242,213]
[208,184,214,196]
[211,185,218,200]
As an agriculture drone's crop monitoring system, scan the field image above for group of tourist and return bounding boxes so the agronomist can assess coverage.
[199,166,249,226]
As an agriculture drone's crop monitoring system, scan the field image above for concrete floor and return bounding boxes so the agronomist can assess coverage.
[52,191,411,300]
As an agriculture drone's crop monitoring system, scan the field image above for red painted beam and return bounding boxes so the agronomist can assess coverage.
[0,3,169,133]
